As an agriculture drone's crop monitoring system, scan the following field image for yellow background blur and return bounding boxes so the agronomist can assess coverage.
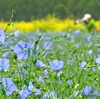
[0,16,100,33]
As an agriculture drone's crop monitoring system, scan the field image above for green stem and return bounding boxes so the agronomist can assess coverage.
[4,9,15,32]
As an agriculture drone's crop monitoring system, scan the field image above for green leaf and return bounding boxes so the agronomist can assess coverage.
[1,89,6,95]
[24,79,29,86]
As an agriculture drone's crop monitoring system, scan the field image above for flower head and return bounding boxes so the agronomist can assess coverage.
[87,35,92,41]
[88,49,93,55]
[38,76,45,83]
[28,81,41,95]
[43,70,49,78]
[0,58,9,72]
[36,60,46,68]
[28,81,41,96]
[67,79,72,86]
[19,81,41,99]
[58,78,62,84]
[1,78,17,96]
[95,54,100,64]
[42,90,57,99]
[2,52,9,58]
[43,41,53,50]
[14,41,30,60]
[92,90,99,95]
[0,28,5,44]
[79,61,87,68]
[14,30,20,37]
[83,86,91,96]
[28,81,41,92]
[49,59,64,71]
[19,90,32,99]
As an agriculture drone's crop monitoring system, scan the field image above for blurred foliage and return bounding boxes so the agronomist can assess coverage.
[0,0,100,21]
[0,15,100,33]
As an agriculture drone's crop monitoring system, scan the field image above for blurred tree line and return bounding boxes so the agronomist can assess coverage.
[0,0,100,21]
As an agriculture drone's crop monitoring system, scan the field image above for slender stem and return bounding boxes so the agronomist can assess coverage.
[4,9,15,32]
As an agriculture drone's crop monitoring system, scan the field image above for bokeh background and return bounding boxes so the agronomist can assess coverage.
[0,0,100,32]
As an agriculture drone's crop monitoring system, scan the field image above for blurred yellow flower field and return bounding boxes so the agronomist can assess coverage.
[0,16,100,33]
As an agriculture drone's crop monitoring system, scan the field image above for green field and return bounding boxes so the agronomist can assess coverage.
[0,28,100,99]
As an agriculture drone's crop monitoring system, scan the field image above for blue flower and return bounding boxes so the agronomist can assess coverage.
[58,78,62,84]
[98,66,100,70]
[0,28,5,44]
[36,60,46,68]
[83,86,91,96]
[10,46,14,51]
[14,30,20,37]
[19,90,32,99]
[95,54,100,64]
[28,81,40,94]
[2,52,9,58]
[19,81,41,99]
[43,41,53,50]
[28,81,41,96]
[1,78,17,96]
[38,76,45,83]
[0,58,9,72]
[75,42,80,48]
[92,90,99,95]
[42,90,57,99]
[74,90,79,97]
[87,35,92,41]
[74,29,80,34]
[49,59,64,71]
[34,89,41,96]
[43,70,49,78]
[67,59,73,66]
[67,79,72,86]
[14,41,30,60]
[88,49,93,55]
[79,61,87,68]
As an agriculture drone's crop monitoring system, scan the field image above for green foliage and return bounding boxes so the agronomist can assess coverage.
[0,0,100,21]
[0,10,100,98]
